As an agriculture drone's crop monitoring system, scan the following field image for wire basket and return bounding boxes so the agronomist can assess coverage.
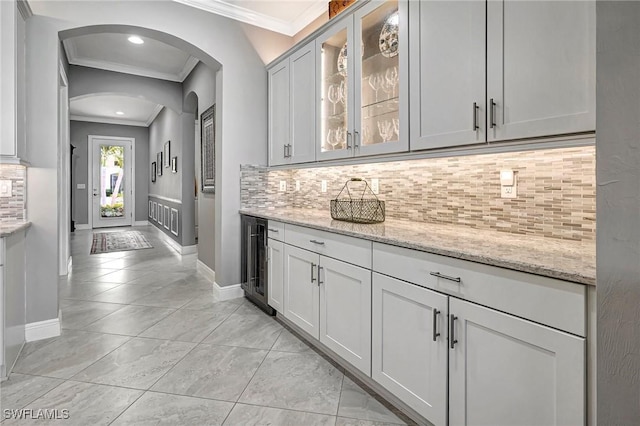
[330,178,385,224]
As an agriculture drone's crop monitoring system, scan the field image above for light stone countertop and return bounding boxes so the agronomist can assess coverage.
[0,221,31,237]
[240,208,596,286]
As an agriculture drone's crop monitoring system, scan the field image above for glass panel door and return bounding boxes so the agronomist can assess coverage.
[318,20,354,161]
[355,0,408,155]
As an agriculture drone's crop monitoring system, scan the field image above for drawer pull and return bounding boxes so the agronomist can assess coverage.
[310,240,325,245]
[450,315,458,349]
[429,272,461,283]
[311,263,317,283]
[433,309,441,341]
[268,228,279,233]
[318,265,324,285]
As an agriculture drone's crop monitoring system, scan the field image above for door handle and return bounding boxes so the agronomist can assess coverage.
[317,265,324,285]
[489,98,496,128]
[309,239,325,245]
[354,130,360,149]
[430,272,461,283]
[433,309,441,341]
[346,131,352,149]
[450,315,458,349]
[473,102,479,131]
[311,262,317,283]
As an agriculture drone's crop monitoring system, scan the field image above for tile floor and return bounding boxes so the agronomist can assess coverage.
[1,226,409,425]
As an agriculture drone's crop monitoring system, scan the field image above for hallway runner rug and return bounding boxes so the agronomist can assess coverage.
[90,231,153,254]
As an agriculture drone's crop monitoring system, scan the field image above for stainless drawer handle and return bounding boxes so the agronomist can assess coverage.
[311,262,317,282]
[473,102,479,131]
[433,309,441,342]
[430,272,461,283]
[268,228,279,233]
[318,265,324,285]
[450,315,458,349]
[310,240,325,245]
[489,98,496,128]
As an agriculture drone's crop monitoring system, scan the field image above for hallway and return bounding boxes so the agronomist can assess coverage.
[1,226,407,425]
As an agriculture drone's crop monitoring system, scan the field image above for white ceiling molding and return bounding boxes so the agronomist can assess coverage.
[145,104,165,126]
[173,0,326,37]
[70,115,151,128]
[17,0,33,19]
[62,38,200,83]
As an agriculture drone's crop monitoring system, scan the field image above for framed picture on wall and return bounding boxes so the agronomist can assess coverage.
[201,104,215,193]
[164,141,171,168]
[171,156,178,173]
[157,152,163,176]
[151,162,157,183]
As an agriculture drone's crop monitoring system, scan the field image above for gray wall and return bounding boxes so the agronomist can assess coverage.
[183,62,216,269]
[597,2,640,423]
[149,107,182,200]
[70,120,149,224]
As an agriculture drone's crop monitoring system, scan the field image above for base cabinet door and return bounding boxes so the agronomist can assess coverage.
[267,238,284,313]
[372,273,448,425]
[283,245,320,339]
[449,298,585,426]
[319,256,371,375]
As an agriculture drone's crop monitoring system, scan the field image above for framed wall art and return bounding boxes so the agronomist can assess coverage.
[151,161,157,183]
[200,104,215,193]
[164,141,171,168]
[171,156,178,173]
[157,152,163,176]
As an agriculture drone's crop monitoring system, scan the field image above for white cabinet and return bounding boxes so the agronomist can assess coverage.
[409,0,595,151]
[267,238,284,314]
[449,298,586,426]
[319,256,371,375]
[372,273,447,425]
[268,59,290,166]
[487,0,595,141]
[268,41,316,166]
[409,0,486,150]
[284,244,320,338]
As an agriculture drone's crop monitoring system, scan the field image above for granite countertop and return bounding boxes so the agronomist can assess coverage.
[240,208,596,286]
[0,221,32,237]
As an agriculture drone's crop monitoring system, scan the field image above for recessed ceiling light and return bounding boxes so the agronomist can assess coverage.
[115,111,125,115]
[128,35,144,45]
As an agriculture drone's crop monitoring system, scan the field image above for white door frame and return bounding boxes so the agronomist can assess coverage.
[87,135,136,229]
[58,61,70,276]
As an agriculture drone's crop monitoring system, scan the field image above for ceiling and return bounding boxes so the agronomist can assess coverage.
[174,0,327,36]
[70,95,164,127]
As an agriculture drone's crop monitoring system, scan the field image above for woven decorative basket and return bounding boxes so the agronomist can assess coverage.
[330,178,385,224]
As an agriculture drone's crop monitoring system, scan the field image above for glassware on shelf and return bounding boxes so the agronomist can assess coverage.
[339,80,346,105]
[336,128,346,149]
[386,66,399,98]
[377,120,394,143]
[368,73,384,102]
[327,84,341,115]
[392,118,400,139]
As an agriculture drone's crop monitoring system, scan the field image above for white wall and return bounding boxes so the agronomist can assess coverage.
[596,1,640,423]
[25,0,267,323]
[183,62,216,269]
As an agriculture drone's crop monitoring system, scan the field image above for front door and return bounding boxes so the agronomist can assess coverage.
[90,136,134,228]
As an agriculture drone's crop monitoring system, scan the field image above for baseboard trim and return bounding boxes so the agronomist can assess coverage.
[75,224,90,230]
[134,220,149,227]
[213,282,244,301]
[181,245,198,255]
[154,229,197,255]
[197,259,215,282]
[25,318,61,342]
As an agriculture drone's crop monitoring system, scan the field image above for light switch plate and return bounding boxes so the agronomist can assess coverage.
[0,180,12,198]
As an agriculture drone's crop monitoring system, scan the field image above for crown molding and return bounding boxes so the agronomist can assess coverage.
[63,38,198,83]
[145,104,165,126]
[70,115,151,128]
[17,0,33,20]
[173,0,325,37]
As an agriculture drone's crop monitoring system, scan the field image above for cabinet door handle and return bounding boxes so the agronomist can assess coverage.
[433,309,441,341]
[354,130,360,148]
[473,102,479,130]
[268,228,279,233]
[489,98,496,128]
[311,262,317,282]
[309,239,325,245]
[429,272,461,283]
[450,315,458,349]
[317,265,324,285]
[346,131,352,149]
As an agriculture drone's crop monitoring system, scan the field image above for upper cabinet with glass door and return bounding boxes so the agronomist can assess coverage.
[318,0,408,161]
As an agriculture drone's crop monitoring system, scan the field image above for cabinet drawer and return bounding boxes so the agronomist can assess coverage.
[285,224,372,269]
[267,221,285,241]
[373,243,586,336]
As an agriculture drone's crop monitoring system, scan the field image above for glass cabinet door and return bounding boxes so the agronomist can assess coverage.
[355,0,408,155]
[318,21,354,161]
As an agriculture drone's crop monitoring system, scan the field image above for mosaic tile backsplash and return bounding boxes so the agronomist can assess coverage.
[0,165,26,222]
[241,146,596,241]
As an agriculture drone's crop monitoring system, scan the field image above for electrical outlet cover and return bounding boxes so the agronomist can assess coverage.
[279,181,287,192]
[0,180,12,197]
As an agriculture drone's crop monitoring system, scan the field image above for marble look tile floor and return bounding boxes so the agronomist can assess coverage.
[1,226,410,425]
